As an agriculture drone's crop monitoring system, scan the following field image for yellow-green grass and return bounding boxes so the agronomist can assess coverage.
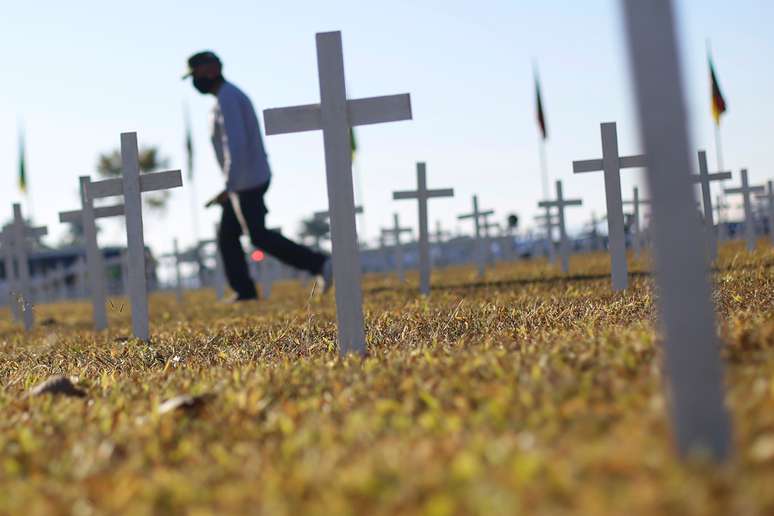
[1,242,773,515]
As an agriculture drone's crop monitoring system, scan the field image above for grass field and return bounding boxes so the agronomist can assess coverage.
[1,243,774,515]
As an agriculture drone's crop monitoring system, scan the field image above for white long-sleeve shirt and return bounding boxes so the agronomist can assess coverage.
[210,80,271,192]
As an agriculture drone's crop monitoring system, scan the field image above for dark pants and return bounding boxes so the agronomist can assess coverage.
[218,182,327,298]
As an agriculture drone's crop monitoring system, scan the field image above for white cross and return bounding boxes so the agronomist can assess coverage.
[693,150,732,259]
[88,132,183,340]
[1,227,22,322]
[381,213,412,283]
[534,208,558,263]
[393,162,454,295]
[198,224,225,300]
[724,169,764,251]
[622,0,731,459]
[263,31,412,356]
[573,122,646,291]
[756,180,774,246]
[458,195,494,279]
[160,239,184,305]
[622,186,651,258]
[9,204,48,331]
[539,180,583,273]
[59,176,125,330]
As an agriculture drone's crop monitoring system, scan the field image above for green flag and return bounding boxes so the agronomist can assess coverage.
[18,129,26,193]
[350,128,357,161]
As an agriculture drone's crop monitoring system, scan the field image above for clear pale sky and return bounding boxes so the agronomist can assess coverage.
[1,0,772,259]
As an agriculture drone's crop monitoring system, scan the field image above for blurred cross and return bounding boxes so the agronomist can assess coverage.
[458,195,494,279]
[622,186,651,258]
[692,150,731,259]
[381,213,412,283]
[755,180,774,246]
[59,176,125,330]
[9,203,47,331]
[724,169,764,251]
[538,180,583,273]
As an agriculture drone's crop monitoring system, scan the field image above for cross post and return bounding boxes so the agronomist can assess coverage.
[724,169,764,251]
[573,122,646,290]
[88,132,183,340]
[622,0,731,459]
[693,150,731,259]
[538,180,583,273]
[263,31,412,356]
[622,186,651,257]
[458,195,494,279]
[756,180,774,246]
[11,204,47,331]
[59,176,125,330]
[381,214,412,282]
[393,162,454,294]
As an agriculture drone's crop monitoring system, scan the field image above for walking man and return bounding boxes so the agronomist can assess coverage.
[184,51,331,301]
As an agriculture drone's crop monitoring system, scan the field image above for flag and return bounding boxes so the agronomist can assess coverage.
[18,129,26,193]
[184,106,194,179]
[535,73,547,140]
[350,128,357,161]
[709,55,727,125]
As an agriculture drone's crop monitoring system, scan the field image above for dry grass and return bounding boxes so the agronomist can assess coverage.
[1,242,774,515]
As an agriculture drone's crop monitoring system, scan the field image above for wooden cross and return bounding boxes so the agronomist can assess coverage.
[622,0,731,459]
[9,204,48,331]
[622,186,651,257]
[573,122,646,291]
[88,132,183,340]
[458,195,494,278]
[263,31,412,356]
[539,180,583,273]
[756,180,774,246]
[59,176,125,330]
[693,150,731,259]
[724,169,764,251]
[392,162,454,295]
[381,213,412,282]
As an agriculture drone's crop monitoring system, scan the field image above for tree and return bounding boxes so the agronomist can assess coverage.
[96,146,171,211]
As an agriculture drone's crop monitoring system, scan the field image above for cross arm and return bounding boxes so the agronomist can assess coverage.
[349,94,412,127]
[59,204,125,224]
[573,154,646,173]
[264,103,322,136]
[692,171,731,183]
[89,170,183,199]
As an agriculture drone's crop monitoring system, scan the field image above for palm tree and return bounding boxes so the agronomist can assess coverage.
[96,146,171,211]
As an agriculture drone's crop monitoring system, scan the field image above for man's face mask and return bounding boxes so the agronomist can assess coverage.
[193,75,218,94]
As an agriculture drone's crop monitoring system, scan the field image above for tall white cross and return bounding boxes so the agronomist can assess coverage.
[88,132,183,340]
[724,169,764,251]
[392,162,454,295]
[756,180,774,246]
[381,214,412,282]
[10,204,48,331]
[458,195,494,279]
[693,150,731,259]
[263,31,412,356]
[538,180,583,273]
[573,122,646,291]
[622,186,651,258]
[622,0,731,459]
[59,176,125,330]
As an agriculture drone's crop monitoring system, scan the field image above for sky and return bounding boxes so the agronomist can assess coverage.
[1,0,772,262]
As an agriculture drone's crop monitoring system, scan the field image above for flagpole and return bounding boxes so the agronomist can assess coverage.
[184,104,200,244]
[538,136,549,200]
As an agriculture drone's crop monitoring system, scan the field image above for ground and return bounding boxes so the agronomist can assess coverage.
[1,243,774,515]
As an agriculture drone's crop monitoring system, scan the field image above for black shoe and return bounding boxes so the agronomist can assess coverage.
[221,293,259,304]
